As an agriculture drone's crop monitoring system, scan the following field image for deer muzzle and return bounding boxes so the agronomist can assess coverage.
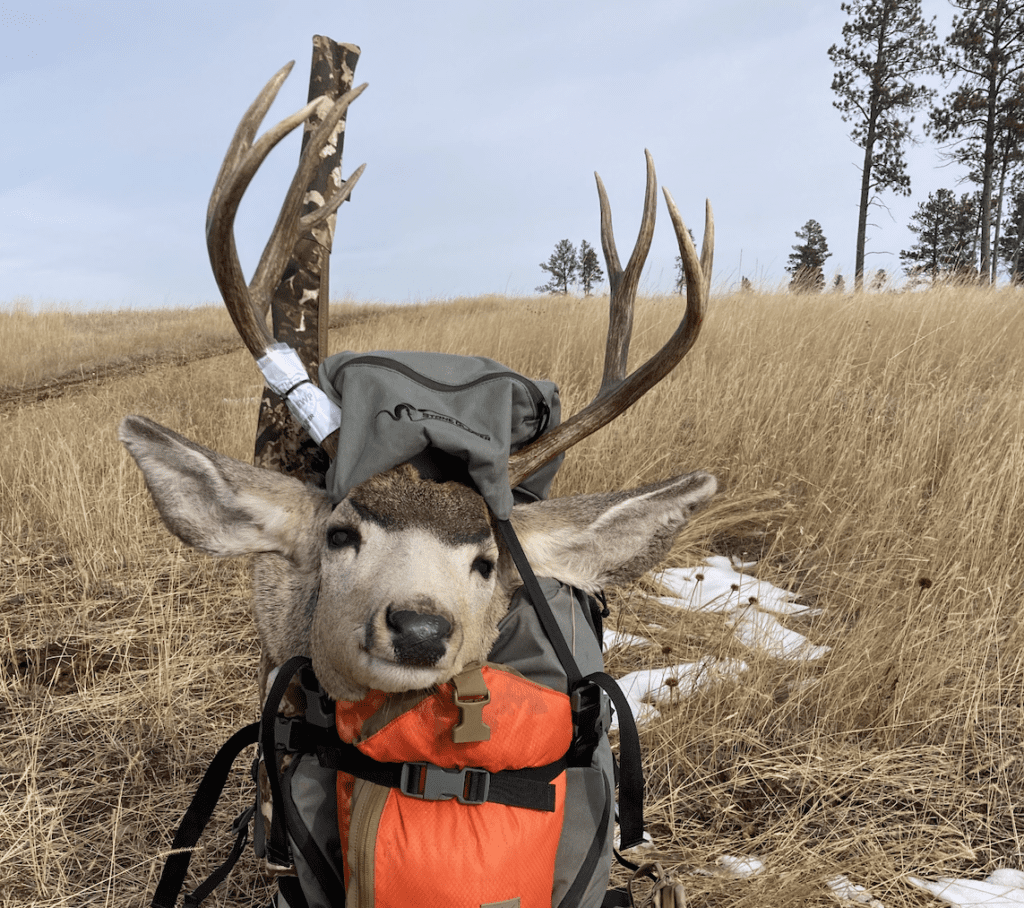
[386,606,453,667]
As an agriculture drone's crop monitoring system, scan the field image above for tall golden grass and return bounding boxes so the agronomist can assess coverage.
[2,286,1024,906]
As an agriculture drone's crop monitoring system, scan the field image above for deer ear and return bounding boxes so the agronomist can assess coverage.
[509,471,716,594]
[119,415,323,560]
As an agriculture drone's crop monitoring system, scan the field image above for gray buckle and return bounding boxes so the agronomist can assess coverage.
[399,762,490,805]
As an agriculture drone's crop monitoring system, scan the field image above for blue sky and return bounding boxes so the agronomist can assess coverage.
[1,1,961,309]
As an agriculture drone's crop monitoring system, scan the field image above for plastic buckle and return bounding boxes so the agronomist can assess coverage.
[570,680,610,765]
[399,762,490,805]
[274,715,305,752]
[298,665,337,729]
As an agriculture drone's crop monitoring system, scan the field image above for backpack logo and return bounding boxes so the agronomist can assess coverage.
[378,403,492,441]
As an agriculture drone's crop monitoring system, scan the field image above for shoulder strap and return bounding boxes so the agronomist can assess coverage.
[151,722,259,908]
[495,519,583,686]
[261,655,312,867]
[495,518,646,850]
[260,655,347,906]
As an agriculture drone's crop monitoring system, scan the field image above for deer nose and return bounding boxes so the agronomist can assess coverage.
[386,607,453,666]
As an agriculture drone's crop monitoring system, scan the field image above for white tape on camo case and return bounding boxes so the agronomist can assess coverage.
[256,343,341,445]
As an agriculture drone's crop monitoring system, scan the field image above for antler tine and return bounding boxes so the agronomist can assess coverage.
[247,83,367,312]
[597,149,658,396]
[700,198,715,300]
[206,63,366,360]
[508,165,713,490]
[206,62,296,233]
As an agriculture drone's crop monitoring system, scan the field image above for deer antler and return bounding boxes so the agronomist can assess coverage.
[508,151,713,488]
[207,61,366,455]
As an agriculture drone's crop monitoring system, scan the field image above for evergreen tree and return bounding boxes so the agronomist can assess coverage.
[927,0,1024,282]
[829,0,938,290]
[787,220,832,292]
[536,240,578,294]
[899,188,979,281]
[578,240,604,296]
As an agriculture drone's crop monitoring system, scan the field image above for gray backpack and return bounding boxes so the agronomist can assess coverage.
[151,352,645,908]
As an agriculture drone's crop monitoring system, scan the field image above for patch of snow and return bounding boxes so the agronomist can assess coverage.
[602,628,652,650]
[828,875,885,908]
[611,657,748,729]
[909,870,1024,907]
[653,557,828,661]
[658,555,818,617]
[715,855,765,878]
[731,608,831,660]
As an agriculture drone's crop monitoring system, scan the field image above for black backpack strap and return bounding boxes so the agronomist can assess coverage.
[278,756,346,906]
[316,740,564,812]
[181,803,255,908]
[495,518,646,848]
[602,888,632,907]
[495,519,583,686]
[260,655,313,867]
[584,670,645,849]
[260,655,347,907]
[151,721,260,908]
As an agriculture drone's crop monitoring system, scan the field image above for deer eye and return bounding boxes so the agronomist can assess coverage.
[327,527,360,551]
[471,557,495,580]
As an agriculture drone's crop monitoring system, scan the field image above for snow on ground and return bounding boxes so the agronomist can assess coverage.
[614,557,1017,908]
[908,870,1024,907]
[608,556,825,732]
[613,657,749,727]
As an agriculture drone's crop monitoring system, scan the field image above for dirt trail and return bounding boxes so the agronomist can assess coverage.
[0,339,245,415]
[0,310,389,415]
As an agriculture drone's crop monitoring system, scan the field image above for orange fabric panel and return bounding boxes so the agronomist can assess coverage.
[353,666,570,771]
[335,690,387,742]
[373,773,565,908]
[335,665,570,905]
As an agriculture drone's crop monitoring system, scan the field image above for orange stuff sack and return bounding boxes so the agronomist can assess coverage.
[335,663,571,908]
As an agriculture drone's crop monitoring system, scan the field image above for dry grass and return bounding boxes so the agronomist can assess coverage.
[3,286,1024,906]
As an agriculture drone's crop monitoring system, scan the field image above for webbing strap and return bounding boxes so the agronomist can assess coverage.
[279,757,346,907]
[495,519,645,849]
[496,519,583,687]
[585,671,645,849]
[261,655,313,867]
[316,740,563,812]
[150,721,259,908]
[182,804,253,908]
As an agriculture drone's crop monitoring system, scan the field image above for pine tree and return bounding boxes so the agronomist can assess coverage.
[899,188,979,281]
[786,220,832,292]
[829,0,938,290]
[577,240,604,296]
[927,0,1024,282]
[536,240,578,294]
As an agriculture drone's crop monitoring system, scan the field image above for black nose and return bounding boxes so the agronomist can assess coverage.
[386,608,453,666]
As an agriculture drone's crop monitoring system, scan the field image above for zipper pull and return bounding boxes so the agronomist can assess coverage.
[452,663,491,743]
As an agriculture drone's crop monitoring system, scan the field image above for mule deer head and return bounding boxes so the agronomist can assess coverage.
[119,63,717,703]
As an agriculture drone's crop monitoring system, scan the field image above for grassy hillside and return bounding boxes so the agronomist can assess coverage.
[2,286,1024,906]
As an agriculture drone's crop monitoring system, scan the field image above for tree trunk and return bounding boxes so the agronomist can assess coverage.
[855,8,889,293]
[856,119,876,292]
